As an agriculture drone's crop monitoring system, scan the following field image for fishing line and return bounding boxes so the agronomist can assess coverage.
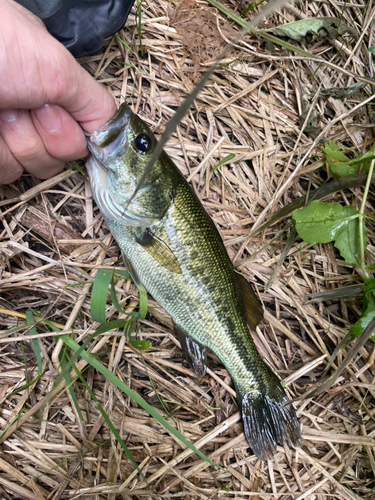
[124,0,290,210]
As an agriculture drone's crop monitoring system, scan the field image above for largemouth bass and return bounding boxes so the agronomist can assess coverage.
[86,103,301,460]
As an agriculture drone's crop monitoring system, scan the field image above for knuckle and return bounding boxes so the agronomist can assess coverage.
[0,144,23,184]
[12,136,44,162]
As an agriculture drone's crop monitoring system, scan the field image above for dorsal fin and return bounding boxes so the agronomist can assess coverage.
[234,272,263,330]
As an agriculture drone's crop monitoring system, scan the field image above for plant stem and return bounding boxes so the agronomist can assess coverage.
[358,159,375,278]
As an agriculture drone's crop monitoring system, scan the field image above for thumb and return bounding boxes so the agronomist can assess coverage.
[53,55,117,133]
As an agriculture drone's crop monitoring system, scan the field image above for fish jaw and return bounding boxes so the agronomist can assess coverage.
[86,103,168,227]
[87,103,132,163]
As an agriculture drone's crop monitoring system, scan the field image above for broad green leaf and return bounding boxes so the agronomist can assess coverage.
[349,279,375,339]
[362,279,375,316]
[347,145,375,167]
[367,44,375,55]
[91,268,113,323]
[321,141,357,177]
[321,141,374,177]
[333,206,367,264]
[322,141,358,177]
[350,310,375,341]
[265,17,357,44]
[292,201,352,244]
[322,140,351,162]
[328,161,359,177]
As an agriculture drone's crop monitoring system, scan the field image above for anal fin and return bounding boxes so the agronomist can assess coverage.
[235,272,263,330]
[175,324,207,377]
[137,229,181,274]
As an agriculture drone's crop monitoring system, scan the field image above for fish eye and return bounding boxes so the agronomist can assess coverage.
[134,134,152,153]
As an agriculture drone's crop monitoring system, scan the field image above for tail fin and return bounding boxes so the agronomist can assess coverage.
[239,380,301,461]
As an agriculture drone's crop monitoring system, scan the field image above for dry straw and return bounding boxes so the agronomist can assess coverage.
[1,0,375,498]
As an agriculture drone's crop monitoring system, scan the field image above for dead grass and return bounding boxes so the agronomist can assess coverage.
[1,0,375,498]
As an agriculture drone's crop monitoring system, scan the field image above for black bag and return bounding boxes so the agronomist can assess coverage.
[17,0,135,58]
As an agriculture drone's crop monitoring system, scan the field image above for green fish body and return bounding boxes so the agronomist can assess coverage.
[86,104,301,460]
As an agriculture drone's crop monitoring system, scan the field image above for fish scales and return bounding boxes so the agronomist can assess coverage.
[86,103,301,460]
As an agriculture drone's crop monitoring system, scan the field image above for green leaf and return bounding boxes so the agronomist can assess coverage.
[362,279,375,316]
[110,273,148,320]
[329,161,359,177]
[91,269,113,323]
[367,44,375,55]
[321,141,358,177]
[347,144,375,167]
[292,200,353,244]
[114,34,137,56]
[322,140,351,162]
[350,310,375,341]
[333,206,367,264]
[349,279,375,340]
[321,141,375,177]
[265,17,358,44]
[130,340,151,350]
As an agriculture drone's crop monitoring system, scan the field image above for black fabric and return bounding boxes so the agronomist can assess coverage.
[17,0,135,58]
[17,0,62,19]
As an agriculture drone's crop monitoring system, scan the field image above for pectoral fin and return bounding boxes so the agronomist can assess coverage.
[137,229,181,274]
[235,272,263,330]
[175,324,207,377]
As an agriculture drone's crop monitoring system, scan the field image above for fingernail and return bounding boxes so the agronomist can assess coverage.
[34,104,62,133]
[0,108,18,122]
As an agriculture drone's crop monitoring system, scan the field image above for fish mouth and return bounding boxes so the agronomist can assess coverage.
[86,103,132,161]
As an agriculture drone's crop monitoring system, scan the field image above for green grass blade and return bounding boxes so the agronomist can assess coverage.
[138,285,148,320]
[69,160,86,176]
[114,34,137,56]
[70,363,144,479]
[61,334,220,468]
[60,349,84,422]
[91,268,113,323]
[26,310,42,376]
[114,269,132,280]
[136,0,143,57]
[211,153,236,173]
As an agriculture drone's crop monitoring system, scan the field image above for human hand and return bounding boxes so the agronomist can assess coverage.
[0,0,117,184]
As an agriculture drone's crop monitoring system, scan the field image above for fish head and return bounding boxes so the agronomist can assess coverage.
[86,103,175,227]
